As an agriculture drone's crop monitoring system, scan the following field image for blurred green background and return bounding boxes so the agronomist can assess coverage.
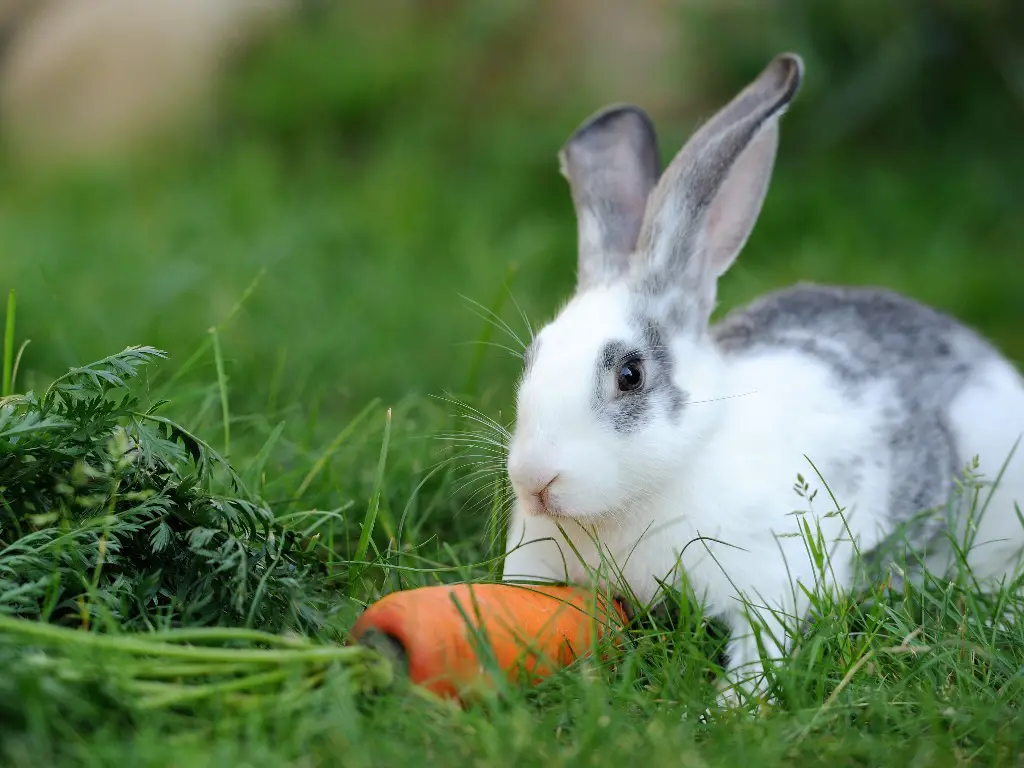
[2,0,1022,428]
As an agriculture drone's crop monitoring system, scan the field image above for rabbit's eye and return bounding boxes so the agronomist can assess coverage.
[616,360,644,393]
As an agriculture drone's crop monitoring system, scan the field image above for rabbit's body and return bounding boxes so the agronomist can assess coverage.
[504,281,1024,693]
[713,281,1022,576]
[499,54,1024,705]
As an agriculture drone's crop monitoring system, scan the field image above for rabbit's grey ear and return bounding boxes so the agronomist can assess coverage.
[635,53,803,330]
[559,105,661,292]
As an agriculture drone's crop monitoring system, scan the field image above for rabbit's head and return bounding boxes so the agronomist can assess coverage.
[507,53,803,521]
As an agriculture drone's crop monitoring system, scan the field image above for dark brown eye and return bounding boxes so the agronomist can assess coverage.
[616,359,644,392]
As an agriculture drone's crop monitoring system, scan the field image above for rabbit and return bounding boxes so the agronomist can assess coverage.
[499,52,1024,707]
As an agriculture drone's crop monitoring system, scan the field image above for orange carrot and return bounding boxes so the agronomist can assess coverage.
[349,583,628,701]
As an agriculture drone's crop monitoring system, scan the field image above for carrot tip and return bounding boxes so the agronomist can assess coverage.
[350,583,628,703]
[355,627,408,675]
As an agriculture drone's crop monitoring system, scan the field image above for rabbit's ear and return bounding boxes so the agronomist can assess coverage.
[634,53,803,330]
[559,105,661,291]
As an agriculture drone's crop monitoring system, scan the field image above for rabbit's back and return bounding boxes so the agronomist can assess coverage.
[712,282,1024,562]
[713,283,998,396]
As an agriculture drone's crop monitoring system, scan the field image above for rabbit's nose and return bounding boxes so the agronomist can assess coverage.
[528,475,561,512]
[509,465,560,514]
[533,475,559,511]
[507,451,558,504]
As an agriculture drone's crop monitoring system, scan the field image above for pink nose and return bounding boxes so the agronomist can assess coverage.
[507,450,559,510]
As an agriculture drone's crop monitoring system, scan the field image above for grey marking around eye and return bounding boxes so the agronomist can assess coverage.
[639,317,686,418]
[593,316,688,434]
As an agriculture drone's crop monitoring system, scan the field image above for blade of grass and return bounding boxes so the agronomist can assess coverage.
[210,327,230,457]
[353,407,394,567]
[488,473,507,580]
[3,289,15,397]
[244,420,286,491]
[10,339,30,395]
[157,267,266,388]
[290,397,382,511]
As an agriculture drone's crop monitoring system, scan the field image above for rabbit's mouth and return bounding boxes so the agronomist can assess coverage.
[521,491,613,523]
[520,491,565,519]
[515,484,573,520]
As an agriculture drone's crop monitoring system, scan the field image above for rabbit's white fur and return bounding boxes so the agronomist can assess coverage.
[500,53,1024,706]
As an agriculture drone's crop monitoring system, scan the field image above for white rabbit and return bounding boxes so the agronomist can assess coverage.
[500,52,1024,706]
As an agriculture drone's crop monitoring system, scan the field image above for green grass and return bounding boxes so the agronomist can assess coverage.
[2,4,1024,765]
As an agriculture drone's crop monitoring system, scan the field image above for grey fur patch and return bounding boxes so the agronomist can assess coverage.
[592,316,687,434]
[712,282,996,550]
[821,455,866,503]
[640,317,687,419]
